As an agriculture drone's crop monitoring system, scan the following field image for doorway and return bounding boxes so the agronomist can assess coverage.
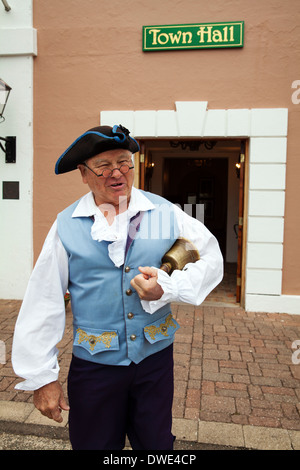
[163,157,228,259]
[138,138,247,305]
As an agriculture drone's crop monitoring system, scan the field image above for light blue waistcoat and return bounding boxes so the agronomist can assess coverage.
[57,190,180,366]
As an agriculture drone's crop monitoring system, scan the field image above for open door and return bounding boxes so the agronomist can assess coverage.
[236,141,245,303]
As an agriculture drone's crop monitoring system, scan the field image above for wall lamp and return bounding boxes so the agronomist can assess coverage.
[0,78,16,163]
[1,1,11,12]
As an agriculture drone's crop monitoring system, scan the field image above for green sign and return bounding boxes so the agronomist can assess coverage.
[143,21,244,51]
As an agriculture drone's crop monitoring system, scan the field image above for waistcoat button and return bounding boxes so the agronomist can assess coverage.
[126,288,133,296]
[127,312,134,319]
[130,334,137,341]
[125,266,131,273]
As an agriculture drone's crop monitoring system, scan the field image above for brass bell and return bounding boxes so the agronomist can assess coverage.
[160,238,200,275]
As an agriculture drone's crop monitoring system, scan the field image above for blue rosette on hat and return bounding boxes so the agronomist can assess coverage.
[55,124,139,174]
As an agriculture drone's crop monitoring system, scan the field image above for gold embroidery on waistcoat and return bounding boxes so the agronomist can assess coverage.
[144,314,176,341]
[76,328,117,351]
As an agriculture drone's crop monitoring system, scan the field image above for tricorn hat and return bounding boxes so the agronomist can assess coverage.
[55,124,139,174]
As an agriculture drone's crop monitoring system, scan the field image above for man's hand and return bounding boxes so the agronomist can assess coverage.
[130,266,164,301]
[33,380,70,423]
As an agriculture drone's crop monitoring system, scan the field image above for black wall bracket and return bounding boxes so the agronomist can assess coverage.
[0,136,16,163]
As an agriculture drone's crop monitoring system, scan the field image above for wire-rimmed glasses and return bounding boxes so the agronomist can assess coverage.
[83,162,134,178]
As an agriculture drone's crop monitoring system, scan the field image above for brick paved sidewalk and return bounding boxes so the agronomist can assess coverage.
[171,303,300,430]
[0,298,300,449]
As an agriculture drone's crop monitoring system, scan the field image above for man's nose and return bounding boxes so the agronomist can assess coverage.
[111,167,123,177]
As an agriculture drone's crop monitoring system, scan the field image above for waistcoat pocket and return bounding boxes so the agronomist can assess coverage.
[74,326,119,355]
[144,313,180,344]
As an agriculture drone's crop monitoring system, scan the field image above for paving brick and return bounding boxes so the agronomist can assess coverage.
[236,397,251,415]
[201,381,215,395]
[199,410,232,423]
[172,398,184,418]
[188,379,201,389]
[214,336,229,345]
[173,353,190,366]
[250,339,264,347]
[203,349,229,360]
[220,367,249,376]
[186,389,201,408]
[281,403,300,420]
[251,407,283,419]
[219,360,247,369]
[184,407,200,419]
[203,359,218,373]
[233,374,251,384]
[251,376,282,387]
[248,416,281,428]
[230,351,242,361]
[264,393,298,404]
[174,380,187,398]
[247,363,262,376]
[261,386,296,397]
[280,418,300,431]
[248,384,264,399]
[290,365,300,380]
[216,381,247,392]
[201,395,236,414]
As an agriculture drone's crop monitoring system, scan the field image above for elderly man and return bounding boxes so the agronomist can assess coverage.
[12,125,223,450]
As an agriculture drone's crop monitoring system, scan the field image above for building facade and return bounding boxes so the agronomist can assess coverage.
[1,0,300,314]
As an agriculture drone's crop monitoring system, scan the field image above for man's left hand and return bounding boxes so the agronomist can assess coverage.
[130,266,164,301]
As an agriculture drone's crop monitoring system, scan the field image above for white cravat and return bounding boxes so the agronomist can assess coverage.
[90,210,130,267]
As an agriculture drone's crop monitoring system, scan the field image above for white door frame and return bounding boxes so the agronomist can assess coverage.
[100,102,299,315]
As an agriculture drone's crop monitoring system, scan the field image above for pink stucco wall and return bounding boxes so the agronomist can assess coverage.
[33,0,300,294]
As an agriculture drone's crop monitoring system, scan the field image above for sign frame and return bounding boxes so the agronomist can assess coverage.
[143,21,244,51]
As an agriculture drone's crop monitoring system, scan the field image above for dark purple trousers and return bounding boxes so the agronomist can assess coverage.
[67,345,175,450]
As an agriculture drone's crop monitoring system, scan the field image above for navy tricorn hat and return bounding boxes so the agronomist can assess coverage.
[55,124,140,174]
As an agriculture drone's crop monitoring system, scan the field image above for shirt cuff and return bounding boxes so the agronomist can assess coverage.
[141,267,179,314]
[14,370,59,391]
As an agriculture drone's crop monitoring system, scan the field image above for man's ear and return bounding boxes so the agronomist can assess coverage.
[77,164,88,184]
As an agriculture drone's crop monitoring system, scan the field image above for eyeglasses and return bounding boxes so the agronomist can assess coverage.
[83,162,134,178]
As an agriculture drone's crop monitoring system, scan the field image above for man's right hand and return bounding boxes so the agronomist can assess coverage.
[33,380,70,423]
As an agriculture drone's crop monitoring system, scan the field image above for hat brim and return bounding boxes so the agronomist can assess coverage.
[55,125,140,174]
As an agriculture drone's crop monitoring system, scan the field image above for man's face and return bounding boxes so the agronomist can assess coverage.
[78,148,134,211]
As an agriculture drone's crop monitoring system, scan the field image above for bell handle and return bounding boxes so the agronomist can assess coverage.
[160,262,172,274]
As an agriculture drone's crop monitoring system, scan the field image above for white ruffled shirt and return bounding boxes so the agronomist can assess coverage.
[82,189,154,268]
[12,188,223,390]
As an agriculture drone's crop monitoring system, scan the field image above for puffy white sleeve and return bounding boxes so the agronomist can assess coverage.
[12,221,69,391]
[141,204,224,314]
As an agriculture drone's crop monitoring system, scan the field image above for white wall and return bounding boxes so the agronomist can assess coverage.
[0,0,37,299]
